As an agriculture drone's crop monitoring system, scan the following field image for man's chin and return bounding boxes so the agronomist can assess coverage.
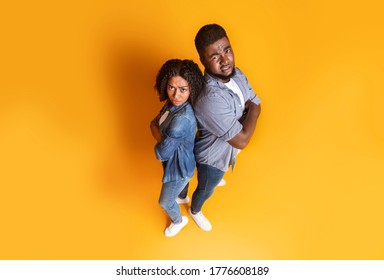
[208,69,235,82]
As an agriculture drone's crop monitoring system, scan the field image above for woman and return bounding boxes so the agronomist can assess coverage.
[150,59,203,237]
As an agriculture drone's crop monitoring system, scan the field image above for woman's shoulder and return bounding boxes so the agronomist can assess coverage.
[174,102,194,115]
[166,106,196,136]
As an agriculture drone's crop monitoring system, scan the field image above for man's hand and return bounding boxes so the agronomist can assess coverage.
[239,100,260,123]
[229,100,261,149]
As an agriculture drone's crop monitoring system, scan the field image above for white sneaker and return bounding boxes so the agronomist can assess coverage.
[164,216,188,237]
[217,179,226,186]
[188,208,212,231]
[176,196,190,204]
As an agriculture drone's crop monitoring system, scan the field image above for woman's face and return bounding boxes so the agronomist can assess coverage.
[167,76,190,107]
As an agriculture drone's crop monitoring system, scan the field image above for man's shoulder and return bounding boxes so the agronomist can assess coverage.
[195,84,227,108]
[233,67,248,81]
[194,80,222,104]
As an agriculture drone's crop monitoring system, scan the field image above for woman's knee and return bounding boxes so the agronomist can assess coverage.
[159,196,174,211]
[158,197,166,209]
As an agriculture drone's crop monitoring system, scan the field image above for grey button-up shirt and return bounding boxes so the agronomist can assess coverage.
[193,68,261,172]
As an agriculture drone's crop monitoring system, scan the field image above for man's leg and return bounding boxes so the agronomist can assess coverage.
[178,183,189,198]
[189,164,224,231]
[176,182,189,204]
[191,164,224,212]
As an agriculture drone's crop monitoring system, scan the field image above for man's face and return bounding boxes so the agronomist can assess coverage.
[200,36,235,83]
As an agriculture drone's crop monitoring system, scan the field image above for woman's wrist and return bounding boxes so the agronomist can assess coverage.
[151,116,159,127]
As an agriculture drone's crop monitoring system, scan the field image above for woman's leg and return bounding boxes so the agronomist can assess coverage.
[159,177,190,224]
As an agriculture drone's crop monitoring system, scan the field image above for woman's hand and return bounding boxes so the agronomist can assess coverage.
[150,116,162,143]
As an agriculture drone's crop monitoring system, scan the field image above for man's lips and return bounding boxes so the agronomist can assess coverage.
[221,65,232,72]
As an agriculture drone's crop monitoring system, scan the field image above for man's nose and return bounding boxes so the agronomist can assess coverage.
[220,54,229,65]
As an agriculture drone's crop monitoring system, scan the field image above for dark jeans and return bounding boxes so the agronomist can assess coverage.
[179,163,225,213]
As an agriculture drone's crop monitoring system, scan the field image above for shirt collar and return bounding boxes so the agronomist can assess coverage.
[204,68,239,89]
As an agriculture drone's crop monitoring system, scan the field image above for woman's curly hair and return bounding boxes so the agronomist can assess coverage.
[154,59,203,104]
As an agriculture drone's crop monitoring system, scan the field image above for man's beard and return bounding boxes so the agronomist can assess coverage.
[206,67,235,82]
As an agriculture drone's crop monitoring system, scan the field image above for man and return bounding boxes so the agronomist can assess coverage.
[188,23,262,231]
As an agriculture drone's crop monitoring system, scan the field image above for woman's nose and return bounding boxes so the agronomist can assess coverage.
[173,89,180,97]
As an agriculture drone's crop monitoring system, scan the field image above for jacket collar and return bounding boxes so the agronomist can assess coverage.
[166,100,190,113]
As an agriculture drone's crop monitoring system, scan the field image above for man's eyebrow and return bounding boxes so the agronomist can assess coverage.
[208,46,231,58]
[209,51,225,61]
[208,51,219,58]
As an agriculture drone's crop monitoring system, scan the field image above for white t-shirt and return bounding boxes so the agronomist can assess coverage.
[225,78,244,155]
[225,78,245,109]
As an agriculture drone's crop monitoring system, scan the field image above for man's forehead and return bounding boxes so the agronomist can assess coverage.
[207,37,231,52]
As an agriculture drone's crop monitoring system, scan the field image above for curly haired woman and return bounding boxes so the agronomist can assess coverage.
[150,59,203,237]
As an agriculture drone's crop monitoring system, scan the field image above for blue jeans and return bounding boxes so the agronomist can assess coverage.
[191,164,225,213]
[159,177,190,224]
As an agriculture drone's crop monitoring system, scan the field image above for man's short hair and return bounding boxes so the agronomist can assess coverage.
[195,24,228,56]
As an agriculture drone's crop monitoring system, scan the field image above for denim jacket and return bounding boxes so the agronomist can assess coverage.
[155,101,196,183]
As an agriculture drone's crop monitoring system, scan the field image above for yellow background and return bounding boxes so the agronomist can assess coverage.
[1,0,383,259]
